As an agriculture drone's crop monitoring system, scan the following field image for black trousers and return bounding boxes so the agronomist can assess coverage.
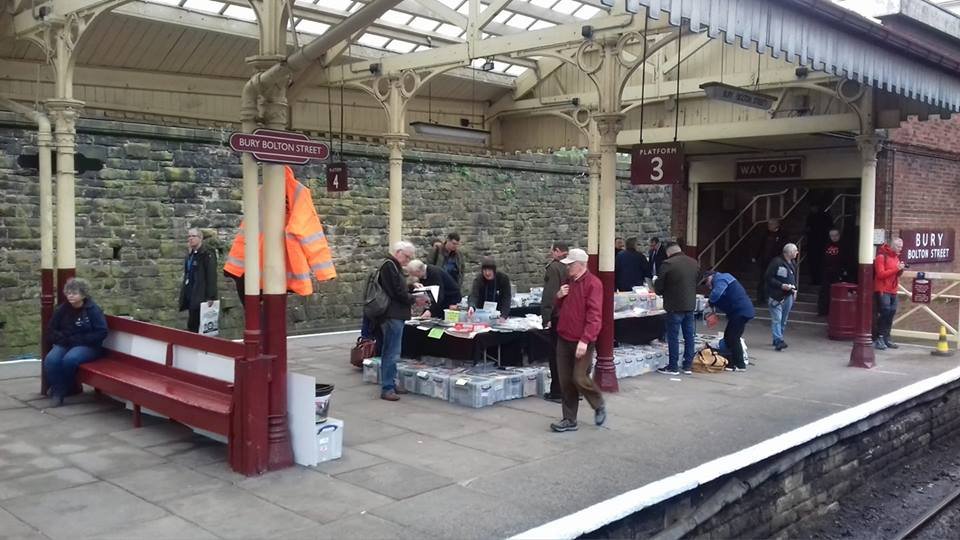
[724,315,750,369]
[187,308,200,333]
[547,318,561,396]
[817,269,842,315]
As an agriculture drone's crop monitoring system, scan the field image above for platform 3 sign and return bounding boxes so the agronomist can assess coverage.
[229,129,329,165]
[631,143,683,185]
[901,229,955,264]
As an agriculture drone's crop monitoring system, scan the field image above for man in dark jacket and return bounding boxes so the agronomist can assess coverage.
[615,237,650,292]
[704,271,755,371]
[550,248,606,432]
[817,229,847,315]
[179,228,219,333]
[654,243,700,375]
[765,243,799,351]
[406,260,461,318]
[378,241,427,401]
[754,219,786,303]
[428,232,465,292]
[541,242,568,402]
[647,237,668,278]
[468,257,512,317]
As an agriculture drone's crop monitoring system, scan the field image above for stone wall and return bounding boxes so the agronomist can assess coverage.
[584,377,960,539]
[0,116,673,358]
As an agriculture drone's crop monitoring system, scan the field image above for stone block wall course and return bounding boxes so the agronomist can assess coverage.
[0,120,672,357]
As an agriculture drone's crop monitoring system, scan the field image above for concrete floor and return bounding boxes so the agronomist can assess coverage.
[2,323,958,540]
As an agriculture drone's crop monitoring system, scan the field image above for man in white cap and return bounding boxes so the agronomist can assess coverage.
[550,248,607,432]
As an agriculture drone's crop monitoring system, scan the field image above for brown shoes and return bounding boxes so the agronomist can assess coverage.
[395,386,409,395]
[381,391,400,401]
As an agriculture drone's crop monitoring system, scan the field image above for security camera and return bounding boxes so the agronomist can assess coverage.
[34,6,51,20]
[572,98,580,107]
[369,63,382,76]
[581,26,594,39]
[795,66,809,79]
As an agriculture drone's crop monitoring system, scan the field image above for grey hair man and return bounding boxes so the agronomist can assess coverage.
[179,227,218,333]
[377,241,427,401]
[765,242,799,351]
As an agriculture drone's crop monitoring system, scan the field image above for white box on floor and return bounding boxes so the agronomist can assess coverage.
[316,417,344,464]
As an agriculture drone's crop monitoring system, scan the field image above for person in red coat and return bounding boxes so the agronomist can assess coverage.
[550,248,607,432]
[873,238,905,350]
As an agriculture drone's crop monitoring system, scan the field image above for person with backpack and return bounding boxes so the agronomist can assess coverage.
[702,271,755,372]
[363,241,427,401]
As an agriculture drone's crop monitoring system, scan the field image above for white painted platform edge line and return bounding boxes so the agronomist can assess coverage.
[511,365,960,540]
[0,358,40,364]
[288,330,360,340]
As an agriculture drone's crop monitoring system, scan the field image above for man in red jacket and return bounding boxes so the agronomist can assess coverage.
[873,238,905,350]
[550,248,607,432]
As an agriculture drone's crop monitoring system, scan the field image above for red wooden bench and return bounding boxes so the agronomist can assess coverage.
[72,315,269,475]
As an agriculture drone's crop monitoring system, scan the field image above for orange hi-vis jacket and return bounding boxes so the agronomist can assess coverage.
[223,166,336,295]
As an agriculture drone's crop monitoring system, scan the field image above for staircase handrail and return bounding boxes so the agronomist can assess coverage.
[698,188,808,271]
[796,193,860,265]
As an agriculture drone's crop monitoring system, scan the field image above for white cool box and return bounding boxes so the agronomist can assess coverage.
[288,372,344,466]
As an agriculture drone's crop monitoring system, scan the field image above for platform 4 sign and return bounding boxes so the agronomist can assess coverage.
[229,129,329,165]
[901,229,955,264]
[326,163,348,192]
[631,143,683,185]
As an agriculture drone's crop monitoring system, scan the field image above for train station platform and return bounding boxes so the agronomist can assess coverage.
[1,324,957,539]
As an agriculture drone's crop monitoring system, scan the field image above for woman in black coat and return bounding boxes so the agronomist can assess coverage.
[45,278,108,406]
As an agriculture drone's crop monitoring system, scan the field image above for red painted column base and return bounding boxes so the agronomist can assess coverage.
[849,263,876,369]
[263,293,294,470]
[593,270,619,393]
[40,269,55,396]
[588,254,599,276]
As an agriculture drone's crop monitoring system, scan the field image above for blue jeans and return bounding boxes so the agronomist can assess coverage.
[379,319,404,393]
[873,292,898,340]
[768,295,795,344]
[666,311,695,371]
[44,344,101,398]
[360,315,374,340]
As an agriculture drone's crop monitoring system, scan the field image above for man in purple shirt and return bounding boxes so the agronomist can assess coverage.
[550,248,607,432]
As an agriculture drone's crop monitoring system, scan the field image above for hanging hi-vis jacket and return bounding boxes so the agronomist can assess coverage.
[223,166,336,295]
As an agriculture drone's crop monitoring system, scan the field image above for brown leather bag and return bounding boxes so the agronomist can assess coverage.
[350,337,377,368]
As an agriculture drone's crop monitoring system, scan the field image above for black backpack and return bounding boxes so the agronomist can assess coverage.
[363,260,391,319]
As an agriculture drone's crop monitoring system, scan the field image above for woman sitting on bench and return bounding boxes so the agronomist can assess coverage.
[45,278,108,406]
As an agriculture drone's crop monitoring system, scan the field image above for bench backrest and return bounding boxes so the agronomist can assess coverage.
[103,316,244,384]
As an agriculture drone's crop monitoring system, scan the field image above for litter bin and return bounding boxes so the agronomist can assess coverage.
[828,283,858,341]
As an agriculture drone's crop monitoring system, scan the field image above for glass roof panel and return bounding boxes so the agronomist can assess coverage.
[182,0,224,14]
[529,20,556,30]
[436,23,464,37]
[457,3,470,15]
[410,17,442,32]
[223,5,256,21]
[325,0,354,11]
[505,65,528,76]
[531,0,558,8]
[574,4,601,18]
[357,33,390,48]
[379,10,413,25]
[552,0,583,15]
[506,13,536,29]
[385,39,418,53]
[415,45,432,52]
[296,20,330,35]
[493,10,513,23]
[147,0,180,6]
[438,0,463,8]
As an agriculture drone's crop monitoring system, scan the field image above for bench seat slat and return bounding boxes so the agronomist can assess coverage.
[79,358,232,435]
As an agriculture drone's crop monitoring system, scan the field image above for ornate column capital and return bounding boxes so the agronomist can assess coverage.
[593,114,625,147]
[45,98,83,150]
[856,133,884,163]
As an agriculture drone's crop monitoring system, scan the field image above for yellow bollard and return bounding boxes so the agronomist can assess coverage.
[931,326,955,357]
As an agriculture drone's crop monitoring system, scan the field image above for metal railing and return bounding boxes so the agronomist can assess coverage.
[697,187,809,271]
[893,271,960,350]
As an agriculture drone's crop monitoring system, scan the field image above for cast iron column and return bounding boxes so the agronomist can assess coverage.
[849,134,882,369]
[587,153,600,275]
[386,134,407,246]
[46,99,82,304]
[593,114,623,393]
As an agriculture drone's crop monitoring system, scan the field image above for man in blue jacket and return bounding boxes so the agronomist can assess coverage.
[703,271,755,371]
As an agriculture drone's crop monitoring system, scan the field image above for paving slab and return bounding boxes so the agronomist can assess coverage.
[375,409,499,440]
[310,513,439,540]
[237,467,395,524]
[335,462,454,500]
[0,506,42,540]
[0,408,58,432]
[163,486,318,538]
[81,515,219,540]
[108,463,227,503]
[356,432,520,481]
[327,411,407,447]
[1,481,167,540]
[64,442,167,478]
[0,467,97,501]
[313,447,386,476]
[108,422,196,448]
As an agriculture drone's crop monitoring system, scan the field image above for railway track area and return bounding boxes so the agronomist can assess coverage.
[796,434,960,539]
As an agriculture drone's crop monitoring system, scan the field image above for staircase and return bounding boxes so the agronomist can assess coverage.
[796,193,860,268]
[737,276,824,325]
[698,187,809,272]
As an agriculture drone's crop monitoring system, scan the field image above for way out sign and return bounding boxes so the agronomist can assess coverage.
[327,163,348,192]
[229,129,329,165]
[631,143,683,185]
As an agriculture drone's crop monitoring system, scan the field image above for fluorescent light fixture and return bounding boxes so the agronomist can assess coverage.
[700,82,778,110]
[410,122,490,145]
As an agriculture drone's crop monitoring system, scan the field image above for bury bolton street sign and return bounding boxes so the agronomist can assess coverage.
[631,143,684,185]
[901,229,955,264]
[229,129,329,165]
[735,157,804,180]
